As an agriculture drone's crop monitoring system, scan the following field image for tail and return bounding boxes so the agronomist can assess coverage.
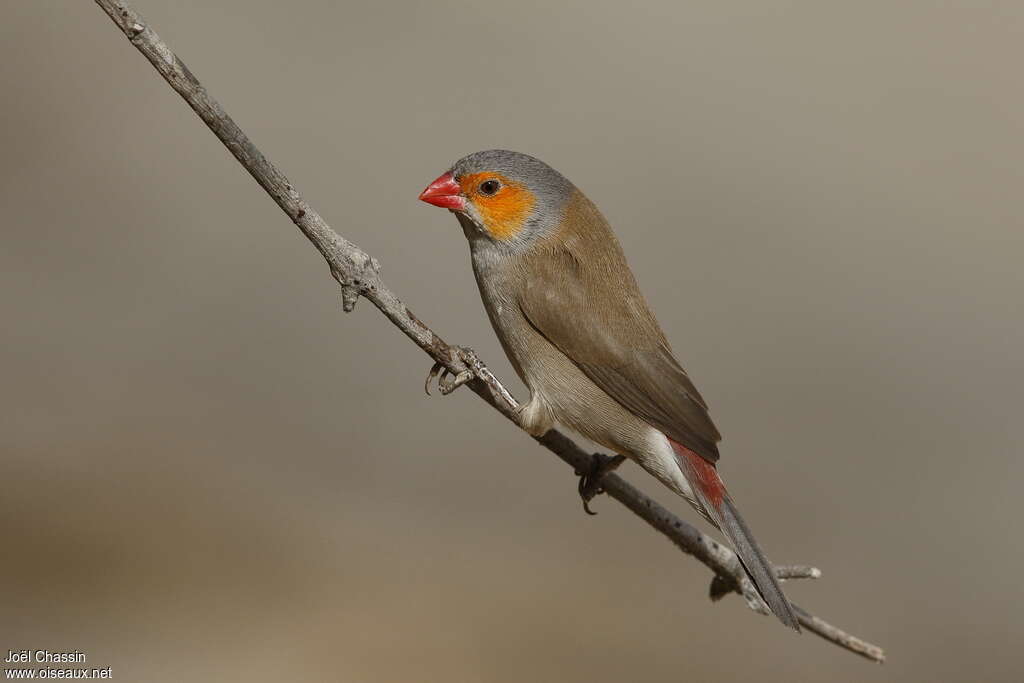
[670,439,801,631]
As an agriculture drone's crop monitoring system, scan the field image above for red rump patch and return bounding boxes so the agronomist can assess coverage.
[669,439,726,509]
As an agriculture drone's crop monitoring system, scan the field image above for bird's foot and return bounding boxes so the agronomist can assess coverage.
[424,346,480,396]
[576,453,627,515]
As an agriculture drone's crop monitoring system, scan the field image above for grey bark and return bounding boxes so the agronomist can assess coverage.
[93,0,884,663]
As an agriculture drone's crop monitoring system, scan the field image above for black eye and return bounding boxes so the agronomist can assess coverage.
[478,179,501,196]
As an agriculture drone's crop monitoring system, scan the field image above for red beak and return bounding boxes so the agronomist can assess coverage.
[418,172,466,211]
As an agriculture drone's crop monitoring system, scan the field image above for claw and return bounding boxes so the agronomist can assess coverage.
[576,453,627,515]
[424,362,444,396]
[425,347,481,397]
[440,369,473,395]
[578,470,599,515]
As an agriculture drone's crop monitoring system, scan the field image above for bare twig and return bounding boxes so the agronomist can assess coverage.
[93,0,884,664]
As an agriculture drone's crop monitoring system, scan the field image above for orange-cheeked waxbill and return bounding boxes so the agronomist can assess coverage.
[418,149,800,630]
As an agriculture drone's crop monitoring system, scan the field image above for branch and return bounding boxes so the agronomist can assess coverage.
[94,0,884,664]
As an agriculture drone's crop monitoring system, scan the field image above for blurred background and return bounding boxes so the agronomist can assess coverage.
[2,1,1022,681]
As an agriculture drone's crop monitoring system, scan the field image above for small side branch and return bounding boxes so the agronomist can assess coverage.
[93,0,883,663]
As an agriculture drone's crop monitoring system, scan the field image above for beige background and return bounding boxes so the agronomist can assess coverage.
[2,1,1022,681]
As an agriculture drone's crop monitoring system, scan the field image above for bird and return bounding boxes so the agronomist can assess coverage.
[418,149,800,630]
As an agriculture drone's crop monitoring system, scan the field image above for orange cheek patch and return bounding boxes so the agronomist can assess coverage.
[460,173,535,241]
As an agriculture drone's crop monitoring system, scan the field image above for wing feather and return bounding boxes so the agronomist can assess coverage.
[519,238,722,462]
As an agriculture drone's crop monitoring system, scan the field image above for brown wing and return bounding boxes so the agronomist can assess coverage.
[518,229,722,462]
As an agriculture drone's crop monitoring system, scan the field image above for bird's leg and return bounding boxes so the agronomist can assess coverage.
[576,453,627,515]
[424,347,521,411]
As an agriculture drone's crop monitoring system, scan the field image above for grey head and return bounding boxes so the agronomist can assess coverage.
[445,150,576,250]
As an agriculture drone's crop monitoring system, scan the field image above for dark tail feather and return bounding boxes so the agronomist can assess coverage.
[715,494,800,630]
[670,440,801,631]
